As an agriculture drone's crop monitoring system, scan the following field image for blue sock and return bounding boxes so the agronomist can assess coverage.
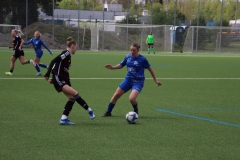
[39,63,47,68]
[35,64,40,72]
[132,104,138,109]
[107,103,115,113]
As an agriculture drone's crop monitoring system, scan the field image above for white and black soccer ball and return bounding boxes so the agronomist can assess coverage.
[126,111,138,124]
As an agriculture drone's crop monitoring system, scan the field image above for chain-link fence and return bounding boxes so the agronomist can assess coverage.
[1,0,240,53]
[183,26,240,53]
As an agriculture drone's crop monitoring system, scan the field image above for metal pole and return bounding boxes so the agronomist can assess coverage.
[52,0,54,49]
[196,0,200,52]
[172,0,177,53]
[102,0,105,50]
[235,0,239,24]
[126,0,129,51]
[151,0,153,29]
[26,0,28,40]
[78,0,80,50]
[219,0,223,53]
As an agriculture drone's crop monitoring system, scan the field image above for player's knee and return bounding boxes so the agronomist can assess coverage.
[129,97,136,104]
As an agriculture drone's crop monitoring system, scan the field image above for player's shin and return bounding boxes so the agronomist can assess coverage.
[62,98,75,119]
[74,93,89,110]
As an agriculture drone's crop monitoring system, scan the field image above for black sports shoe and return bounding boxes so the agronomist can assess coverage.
[134,108,138,114]
[102,112,112,117]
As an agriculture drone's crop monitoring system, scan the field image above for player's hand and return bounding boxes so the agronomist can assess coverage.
[156,81,162,87]
[45,77,49,81]
[18,46,22,51]
[8,46,11,49]
[105,64,113,69]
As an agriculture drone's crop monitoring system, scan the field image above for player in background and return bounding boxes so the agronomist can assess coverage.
[24,31,53,76]
[44,37,95,125]
[102,43,161,117]
[146,32,155,54]
[5,29,31,76]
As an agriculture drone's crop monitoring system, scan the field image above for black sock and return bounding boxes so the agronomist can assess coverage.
[10,68,13,73]
[74,93,89,110]
[63,98,75,116]
[27,60,30,63]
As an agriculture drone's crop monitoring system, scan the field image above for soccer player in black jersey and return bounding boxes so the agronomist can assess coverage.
[5,29,30,75]
[44,37,95,125]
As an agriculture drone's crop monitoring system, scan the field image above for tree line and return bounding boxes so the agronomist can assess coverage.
[0,0,239,28]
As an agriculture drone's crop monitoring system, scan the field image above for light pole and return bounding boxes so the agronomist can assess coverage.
[235,0,239,25]
[219,0,223,53]
[52,0,54,49]
[196,0,200,52]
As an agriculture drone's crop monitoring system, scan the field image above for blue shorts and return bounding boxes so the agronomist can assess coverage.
[35,52,43,58]
[119,79,144,93]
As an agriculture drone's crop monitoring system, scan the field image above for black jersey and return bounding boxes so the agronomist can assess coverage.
[12,36,22,51]
[45,50,71,80]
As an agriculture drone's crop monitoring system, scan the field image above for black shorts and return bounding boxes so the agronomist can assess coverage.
[13,50,24,58]
[52,75,71,92]
[148,43,154,45]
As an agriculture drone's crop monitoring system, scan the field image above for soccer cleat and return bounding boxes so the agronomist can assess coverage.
[36,72,42,76]
[134,108,138,114]
[30,59,34,63]
[5,72,13,76]
[59,119,75,125]
[89,111,95,120]
[102,112,112,117]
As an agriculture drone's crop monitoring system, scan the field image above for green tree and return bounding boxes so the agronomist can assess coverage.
[57,0,78,9]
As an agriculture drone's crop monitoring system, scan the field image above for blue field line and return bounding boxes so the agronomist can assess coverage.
[156,108,240,128]
[162,107,240,111]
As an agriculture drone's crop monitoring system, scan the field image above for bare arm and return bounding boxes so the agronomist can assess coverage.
[105,64,123,70]
[19,39,24,51]
[148,67,162,86]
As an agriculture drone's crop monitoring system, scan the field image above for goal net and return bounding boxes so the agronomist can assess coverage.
[0,24,21,48]
[91,24,172,52]
[183,26,240,53]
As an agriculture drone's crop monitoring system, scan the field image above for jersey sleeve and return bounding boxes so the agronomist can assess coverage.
[40,39,52,54]
[24,39,33,45]
[120,55,128,67]
[44,54,62,78]
[143,57,151,69]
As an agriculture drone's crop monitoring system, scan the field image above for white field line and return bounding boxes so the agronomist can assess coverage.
[0,78,240,80]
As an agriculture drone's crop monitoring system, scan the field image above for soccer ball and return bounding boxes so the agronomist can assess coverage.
[126,111,138,124]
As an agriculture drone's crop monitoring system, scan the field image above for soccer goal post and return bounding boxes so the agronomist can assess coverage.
[183,26,240,53]
[91,24,173,52]
[0,24,21,47]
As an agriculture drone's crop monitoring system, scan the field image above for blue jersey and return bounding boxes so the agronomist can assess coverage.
[120,54,150,82]
[24,38,52,55]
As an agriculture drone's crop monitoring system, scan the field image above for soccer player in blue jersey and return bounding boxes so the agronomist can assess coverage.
[24,31,53,76]
[102,43,162,117]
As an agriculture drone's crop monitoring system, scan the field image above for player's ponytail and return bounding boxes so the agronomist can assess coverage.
[66,37,76,48]
[132,43,140,50]
[17,30,24,36]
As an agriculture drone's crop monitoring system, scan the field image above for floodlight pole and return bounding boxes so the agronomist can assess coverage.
[235,0,239,24]
[126,0,129,51]
[196,0,200,52]
[151,0,153,31]
[52,0,54,49]
[102,0,105,51]
[26,0,28,40]
[172,0,177,53]
[78,0,80,50]
[219,0,223,53]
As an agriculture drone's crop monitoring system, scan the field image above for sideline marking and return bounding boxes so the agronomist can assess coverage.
[156,108,240,128]
[0,77,240,80]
